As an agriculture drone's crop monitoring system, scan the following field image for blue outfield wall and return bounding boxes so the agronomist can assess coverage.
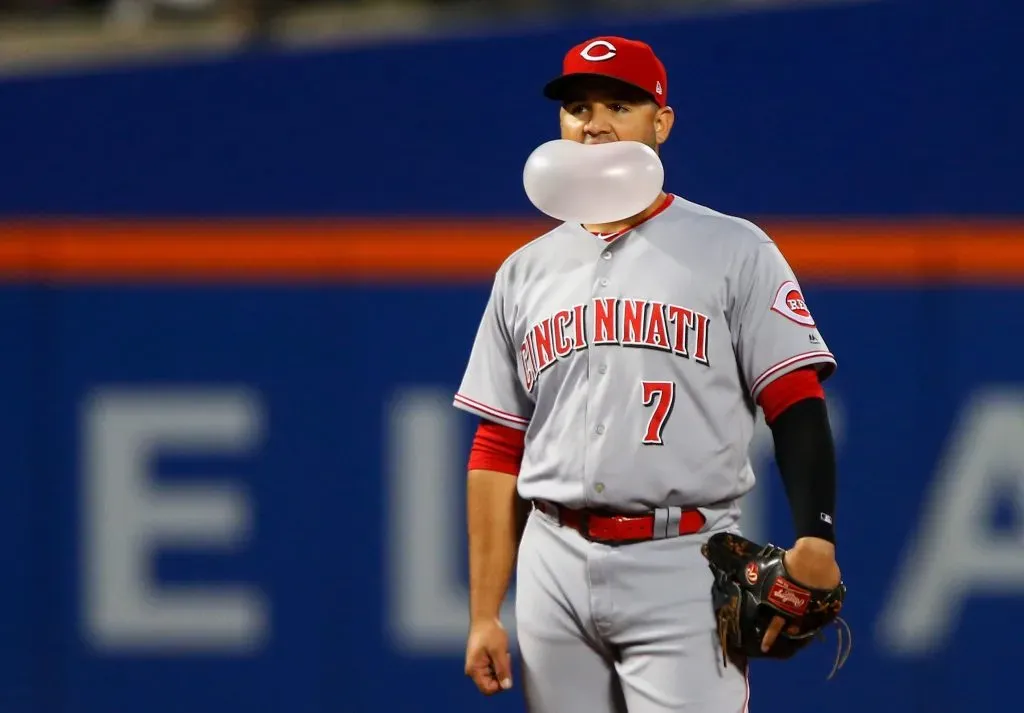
[0,283,1022,713]
[0,0,1022,710]
[0,0,1019,219]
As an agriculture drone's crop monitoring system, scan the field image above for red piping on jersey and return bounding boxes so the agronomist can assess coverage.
[757,366,825,425]
[751,351,835,396]
[454,392,530,427]
[468,419,525,475]
[590,193,676,242]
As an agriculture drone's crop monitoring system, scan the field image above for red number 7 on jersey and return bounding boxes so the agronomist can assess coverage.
[641,381,676,445]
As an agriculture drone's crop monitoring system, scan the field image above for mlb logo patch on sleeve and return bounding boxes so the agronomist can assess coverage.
[771,280,816,327]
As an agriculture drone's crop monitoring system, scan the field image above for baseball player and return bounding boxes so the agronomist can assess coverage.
[453,36,843,713]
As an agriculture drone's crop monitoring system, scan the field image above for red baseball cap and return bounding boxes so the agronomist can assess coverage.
[543,36,668,107]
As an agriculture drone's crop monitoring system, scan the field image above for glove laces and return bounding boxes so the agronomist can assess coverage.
[823,615,853,680]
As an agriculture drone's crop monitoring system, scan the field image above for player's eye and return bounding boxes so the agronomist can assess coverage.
[567,104,588,116]
[609,103,630,113]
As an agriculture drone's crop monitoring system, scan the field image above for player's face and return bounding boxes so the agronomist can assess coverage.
[558,78,674,151]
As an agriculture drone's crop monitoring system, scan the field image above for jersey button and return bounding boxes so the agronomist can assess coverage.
[598,364,608,374]
[600,278,609,287]
[595,424,605,435]
[601,251,612,260]
[594,483,605,493]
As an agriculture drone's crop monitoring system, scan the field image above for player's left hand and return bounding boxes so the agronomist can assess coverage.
[760,537,841,653]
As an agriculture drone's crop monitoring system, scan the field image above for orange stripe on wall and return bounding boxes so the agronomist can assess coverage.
[1,219,1023,283]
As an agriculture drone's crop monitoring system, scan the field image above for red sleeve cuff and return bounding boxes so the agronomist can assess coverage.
[467,419,525,475]
[757,366,825,425]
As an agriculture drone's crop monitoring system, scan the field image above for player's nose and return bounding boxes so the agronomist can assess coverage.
[583,109,615,142]
[583,123,614,142]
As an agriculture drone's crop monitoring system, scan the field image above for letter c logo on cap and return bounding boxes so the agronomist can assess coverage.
[580,40,617,62]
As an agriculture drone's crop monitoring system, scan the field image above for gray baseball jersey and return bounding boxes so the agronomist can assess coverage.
[453,194,836,515]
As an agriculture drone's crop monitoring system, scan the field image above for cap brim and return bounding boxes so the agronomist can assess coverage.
[543,73,655,103]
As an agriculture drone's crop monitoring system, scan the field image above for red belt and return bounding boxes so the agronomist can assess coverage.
[535,500,706,544]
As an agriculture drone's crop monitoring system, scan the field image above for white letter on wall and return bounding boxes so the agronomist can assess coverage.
[386,387,517,655]
[878,388,1024,655]
[81,387,268,654]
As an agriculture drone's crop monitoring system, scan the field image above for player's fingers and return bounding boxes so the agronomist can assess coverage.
[465,648,499,695]
[489,646,514,691]
[761,615,785,652]
[467,657,501,695]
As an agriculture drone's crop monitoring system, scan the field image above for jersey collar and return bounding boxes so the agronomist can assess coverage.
[575,193,676,244]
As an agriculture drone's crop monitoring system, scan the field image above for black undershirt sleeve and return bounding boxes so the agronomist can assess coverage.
[768,396,838,544]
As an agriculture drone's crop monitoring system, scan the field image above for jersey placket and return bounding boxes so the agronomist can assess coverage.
[584,235,625,507]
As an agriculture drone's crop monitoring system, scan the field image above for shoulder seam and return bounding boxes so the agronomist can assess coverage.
[666,196,774,245]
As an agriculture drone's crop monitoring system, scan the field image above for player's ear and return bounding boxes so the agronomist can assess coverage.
[654,105,675,146]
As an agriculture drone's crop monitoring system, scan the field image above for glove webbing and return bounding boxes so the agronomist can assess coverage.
[716,597,741,670]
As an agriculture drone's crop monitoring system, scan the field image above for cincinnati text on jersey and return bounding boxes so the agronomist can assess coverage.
[520,297,711,393]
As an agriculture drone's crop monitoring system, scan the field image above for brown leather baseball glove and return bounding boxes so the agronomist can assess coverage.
[701,532,852,678]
